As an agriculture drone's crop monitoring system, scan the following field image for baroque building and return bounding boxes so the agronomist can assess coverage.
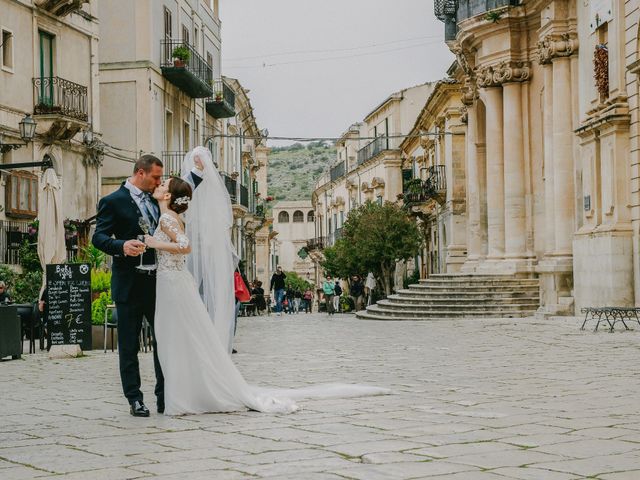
[0,0,100,265]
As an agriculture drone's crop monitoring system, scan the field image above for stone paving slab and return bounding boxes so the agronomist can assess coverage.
[2,313,640,478]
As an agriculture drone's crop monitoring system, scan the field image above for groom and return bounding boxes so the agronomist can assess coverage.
[93,154,203,416]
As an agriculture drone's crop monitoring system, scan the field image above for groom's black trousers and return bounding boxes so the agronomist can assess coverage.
[115,273,163,406]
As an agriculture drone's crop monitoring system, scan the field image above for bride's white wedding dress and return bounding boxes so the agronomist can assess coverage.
[153,213,388,416]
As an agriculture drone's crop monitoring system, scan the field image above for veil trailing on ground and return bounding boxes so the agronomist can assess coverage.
[182,146,238,353]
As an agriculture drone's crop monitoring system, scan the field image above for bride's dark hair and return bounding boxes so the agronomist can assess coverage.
[168,177,193,214]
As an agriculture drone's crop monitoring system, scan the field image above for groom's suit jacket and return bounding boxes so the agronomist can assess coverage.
[92,174,202,303]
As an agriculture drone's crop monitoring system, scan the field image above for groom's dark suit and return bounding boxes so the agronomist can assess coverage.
[92,174,202,409]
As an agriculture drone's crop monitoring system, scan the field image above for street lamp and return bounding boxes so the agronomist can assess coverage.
[18,114,37,143]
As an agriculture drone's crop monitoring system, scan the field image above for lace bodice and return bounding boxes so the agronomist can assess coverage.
[154,213,190,273]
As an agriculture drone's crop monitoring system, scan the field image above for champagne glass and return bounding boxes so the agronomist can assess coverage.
[136,217,152,270]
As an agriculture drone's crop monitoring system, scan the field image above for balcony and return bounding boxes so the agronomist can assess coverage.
[32,76,89,140]
[357,136,390,165]
[35,0,88,16]
[330,161,346,182]
[403,165,447,207]
[206,79,236,118]
[306,236,327,251]
[160,40,213,98]
[221,173,237,202]
[161,152,186,178]
[435,0,519,41]
[239,184,249,208]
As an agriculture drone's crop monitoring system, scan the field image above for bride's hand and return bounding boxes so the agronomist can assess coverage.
[144,235,158,249]
[193,156,204,171]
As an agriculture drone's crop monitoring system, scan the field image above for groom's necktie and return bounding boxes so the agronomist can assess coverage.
[139,193,158,234]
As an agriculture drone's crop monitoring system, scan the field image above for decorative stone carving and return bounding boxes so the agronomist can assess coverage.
[460,105,468,124]
[451,46,475,76]
[476,61,531,88]
[537,33,578,65]
[461,76,479,105]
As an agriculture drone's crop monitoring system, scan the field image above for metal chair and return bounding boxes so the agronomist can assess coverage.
[103,304,118,352]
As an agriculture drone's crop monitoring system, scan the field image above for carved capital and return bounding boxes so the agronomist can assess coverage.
[537,33,578,65]
[460,105,468,124]
[476,61,531,88]
[461,76,478,106]
[451,46,475,77]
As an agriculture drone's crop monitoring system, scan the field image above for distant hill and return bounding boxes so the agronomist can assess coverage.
[267,141,336,202]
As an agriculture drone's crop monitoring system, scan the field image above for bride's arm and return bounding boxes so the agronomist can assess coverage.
[144,217,191,254]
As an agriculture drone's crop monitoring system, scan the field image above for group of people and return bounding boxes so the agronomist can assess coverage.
[322,273,375,315]
[269,266,315,315]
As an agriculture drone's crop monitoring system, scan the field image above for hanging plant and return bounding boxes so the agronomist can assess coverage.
[594,44,609,99]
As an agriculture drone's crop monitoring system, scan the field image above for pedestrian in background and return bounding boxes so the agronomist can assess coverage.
[365,272,376,306]
[270,266,286,316]
[303,287,314,313]
[323,275,335,315]
[333,279,342,313]
[350,275,364,312]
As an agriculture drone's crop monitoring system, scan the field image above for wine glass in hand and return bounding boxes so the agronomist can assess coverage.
[136,217,151,270]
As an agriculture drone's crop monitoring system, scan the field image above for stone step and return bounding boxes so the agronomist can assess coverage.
[393,291,539,300]
[369,303,538,314]
[417,280,540,288]
[407,285,539,293]
[382,297,540,306]
[355,309,537,321]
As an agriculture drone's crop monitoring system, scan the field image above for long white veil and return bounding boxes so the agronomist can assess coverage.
[182,146,238,353]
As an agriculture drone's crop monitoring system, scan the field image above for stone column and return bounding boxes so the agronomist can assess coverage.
[498,63,530,259]
[480,86,504,259]
[542,62,555,255]
[551,55,574,256]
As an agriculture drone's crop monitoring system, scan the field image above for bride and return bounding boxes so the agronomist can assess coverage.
[144,147,388,416]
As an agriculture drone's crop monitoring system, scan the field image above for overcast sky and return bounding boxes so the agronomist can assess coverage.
[219,0,454,146]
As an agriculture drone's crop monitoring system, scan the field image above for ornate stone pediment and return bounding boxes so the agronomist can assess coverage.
[538,33,578,65]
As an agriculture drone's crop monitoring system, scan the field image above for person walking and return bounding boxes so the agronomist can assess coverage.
[303,287,314,313]
[333,279,342,313]
[365,272,376,306]
[270,266,286,316]
[293,289,302,313]
[350,275,365,312]
[323,275,336,315]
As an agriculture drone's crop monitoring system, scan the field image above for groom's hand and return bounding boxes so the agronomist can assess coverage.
[123,239,145,257]
[193,156,204,171]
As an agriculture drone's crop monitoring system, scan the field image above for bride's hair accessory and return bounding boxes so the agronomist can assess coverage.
[174,196,190,206]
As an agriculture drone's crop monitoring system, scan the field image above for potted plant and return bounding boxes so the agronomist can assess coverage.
[214,90,223,102]
[171,45,190,67]
[91,290,116,350]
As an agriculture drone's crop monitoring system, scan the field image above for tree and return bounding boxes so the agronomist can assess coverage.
[284,271,313,292]
[322,201,421,296]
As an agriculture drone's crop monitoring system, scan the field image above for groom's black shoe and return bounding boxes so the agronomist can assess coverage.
[130,400,150,417]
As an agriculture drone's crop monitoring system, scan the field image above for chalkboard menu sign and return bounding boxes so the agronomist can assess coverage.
[46,263,92,350]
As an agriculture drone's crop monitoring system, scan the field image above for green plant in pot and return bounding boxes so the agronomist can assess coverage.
[172,45,190,67]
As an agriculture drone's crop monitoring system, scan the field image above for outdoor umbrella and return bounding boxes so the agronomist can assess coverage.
[37,168,67,285]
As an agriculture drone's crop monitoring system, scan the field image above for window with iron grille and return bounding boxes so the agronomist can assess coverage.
[5,170,38,218]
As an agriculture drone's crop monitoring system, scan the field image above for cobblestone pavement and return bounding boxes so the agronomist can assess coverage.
[2,313,640,479]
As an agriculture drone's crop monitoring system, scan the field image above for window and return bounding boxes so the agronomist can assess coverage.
[38,31,54,106]
[1,29,13,71]
[5,170,38,218]
[183,121,190,151]
[165,110,173,151]
[293,210,304,223]
[307,211,314,222]
[164,8,172,39]
[278,211,290,223]
[206,52,213,68]
[194,26,199,49]
[182,25,189,45]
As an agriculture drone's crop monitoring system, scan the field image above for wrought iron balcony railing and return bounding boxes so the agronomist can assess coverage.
[306,236,327,251]
[221,173,237,202]
[239,184,249,208]
[161,151,186,179]
[403,165,447,206]
[330,161,346,182]
[160,40,213,98]
[435,0,519,41]
[33,76,88,121]
[357,136,390,165]
[206,79,236,118]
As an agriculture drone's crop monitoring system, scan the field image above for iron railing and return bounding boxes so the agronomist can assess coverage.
[330,161,346,182]
[161,151,186,178]
[239,184,249,208]
[0,220,30,265]
[207,79,235,111]
[160,40,213,88]
[33,76,88,121]
[221,173,237,202]
[424,165,446,196]
[306,236,327,250]
[357,136,389,165]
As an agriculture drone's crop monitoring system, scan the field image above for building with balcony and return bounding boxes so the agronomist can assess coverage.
[271,201,315,280]
[309,83,434,285]
[0,0,100,264]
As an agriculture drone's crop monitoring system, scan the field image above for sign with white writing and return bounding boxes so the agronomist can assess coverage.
[46,263,92,350]
[590,0,613,32]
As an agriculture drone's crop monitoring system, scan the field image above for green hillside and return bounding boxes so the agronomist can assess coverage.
[267,141,336,202]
